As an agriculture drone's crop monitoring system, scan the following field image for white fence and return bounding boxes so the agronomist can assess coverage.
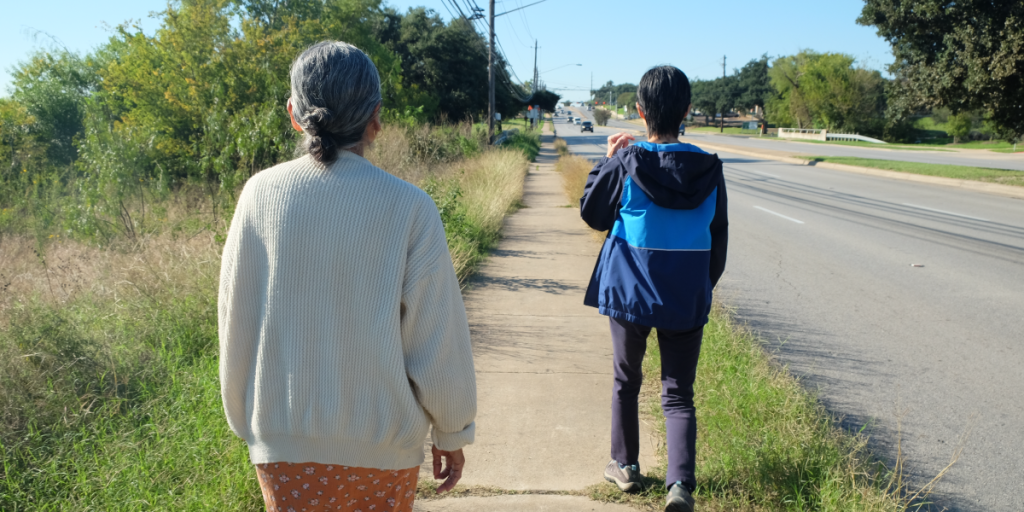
[778,128,827,141]
[778,128,886,144]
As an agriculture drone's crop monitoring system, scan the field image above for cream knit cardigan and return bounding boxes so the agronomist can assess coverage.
[218,151,476,469]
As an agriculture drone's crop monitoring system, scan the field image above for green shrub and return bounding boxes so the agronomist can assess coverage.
[593,108,612,126]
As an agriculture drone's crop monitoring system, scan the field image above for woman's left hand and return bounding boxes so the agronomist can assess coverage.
[431,445,465,493]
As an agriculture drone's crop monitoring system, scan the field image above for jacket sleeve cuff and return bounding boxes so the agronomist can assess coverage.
[431,422,476,451]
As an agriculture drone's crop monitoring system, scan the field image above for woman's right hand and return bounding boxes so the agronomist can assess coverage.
[606,132,636,158]
[432,445,465,493]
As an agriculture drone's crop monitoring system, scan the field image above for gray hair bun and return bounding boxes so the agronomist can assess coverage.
[303,107,337,163]
[289,41,382,164]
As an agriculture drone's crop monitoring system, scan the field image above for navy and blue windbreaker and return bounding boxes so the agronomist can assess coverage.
[580,141,728,331]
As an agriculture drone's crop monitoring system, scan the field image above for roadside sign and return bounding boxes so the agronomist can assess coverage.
[495,113,501,121]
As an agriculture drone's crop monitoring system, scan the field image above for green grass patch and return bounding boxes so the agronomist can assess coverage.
[501,130,541,162]
[0,279,264,510]
[587,306,927,511]
[501,117,544,134]
[806,157,1024,187]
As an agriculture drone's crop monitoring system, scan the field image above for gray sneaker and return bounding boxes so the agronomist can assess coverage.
[665,482,694,512]
[603,460,644,493]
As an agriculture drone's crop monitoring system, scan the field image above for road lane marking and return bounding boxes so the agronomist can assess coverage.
[901,203,988,221]
[754,206,805,224]
[754,171,780,178]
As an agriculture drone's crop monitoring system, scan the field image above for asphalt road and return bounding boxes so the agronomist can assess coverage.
[559,106,1024,171]
[555,107,1024,511]
[684,132,1024,171]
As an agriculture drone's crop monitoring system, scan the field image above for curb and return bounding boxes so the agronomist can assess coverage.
[696,141,1024,200]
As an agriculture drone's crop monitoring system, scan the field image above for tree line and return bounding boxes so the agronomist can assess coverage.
[0,0,553,240]
[592,0,1022,143]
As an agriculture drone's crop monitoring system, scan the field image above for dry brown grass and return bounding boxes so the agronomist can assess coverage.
[0,232,219,327]
[554,137,569,156]
[556,154,594,205]
[367,123,528,282]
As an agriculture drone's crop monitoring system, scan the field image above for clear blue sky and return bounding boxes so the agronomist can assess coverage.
[2,0,893,102]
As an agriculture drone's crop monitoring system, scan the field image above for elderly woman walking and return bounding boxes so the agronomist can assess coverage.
[218,41,477,512]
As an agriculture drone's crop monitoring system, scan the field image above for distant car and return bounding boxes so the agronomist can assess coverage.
[566,116,574,123]
[679,123,686,136]
[573,117,581,125]
[581,121,593,132]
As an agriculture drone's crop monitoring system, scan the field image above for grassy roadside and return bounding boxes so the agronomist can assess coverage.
[806,156,1024,187]
[0,124,530,510]
[556,153,932,511]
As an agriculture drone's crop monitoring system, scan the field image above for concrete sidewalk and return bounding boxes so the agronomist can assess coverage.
[414,126,655,510]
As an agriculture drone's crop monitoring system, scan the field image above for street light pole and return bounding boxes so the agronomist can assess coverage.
[487,0,496,143]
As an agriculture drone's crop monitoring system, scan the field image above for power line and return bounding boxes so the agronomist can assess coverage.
[513,0,535,40]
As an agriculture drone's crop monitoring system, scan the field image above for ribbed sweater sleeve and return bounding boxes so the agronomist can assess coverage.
[401,201,477,451]
[218,181,261,442]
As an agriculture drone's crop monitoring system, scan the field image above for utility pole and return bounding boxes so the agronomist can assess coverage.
[532,40,538,130]
[532,40,538,94]
[720,54,726,133]
[590,72,593,106]
[487,0,496,143]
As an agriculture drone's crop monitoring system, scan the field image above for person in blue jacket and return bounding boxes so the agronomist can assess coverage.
[580,65,727,512]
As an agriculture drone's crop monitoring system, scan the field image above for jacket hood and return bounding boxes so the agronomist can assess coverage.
[619,144,723,210]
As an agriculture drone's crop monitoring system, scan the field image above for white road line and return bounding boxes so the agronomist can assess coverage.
[754,171,780,178]
[901,203,988,221]
[754,206,805,224]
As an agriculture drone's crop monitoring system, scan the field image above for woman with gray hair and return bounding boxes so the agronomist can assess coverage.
[218,41,477,512]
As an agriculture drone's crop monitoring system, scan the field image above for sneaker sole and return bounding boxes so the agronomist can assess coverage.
[603,474,643,493]
[665,497,694,512]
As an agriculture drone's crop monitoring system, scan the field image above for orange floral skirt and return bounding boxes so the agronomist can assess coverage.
[255,462,418,512]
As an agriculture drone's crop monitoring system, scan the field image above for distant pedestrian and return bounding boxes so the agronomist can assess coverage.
[579,65,728,512]
[218,40,477,512]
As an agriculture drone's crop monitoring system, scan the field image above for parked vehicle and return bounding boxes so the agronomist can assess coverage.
[581,121,594,133]
[679,123,686,136]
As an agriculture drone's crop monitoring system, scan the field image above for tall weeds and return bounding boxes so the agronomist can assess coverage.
[556,153,594,205]
[0,122,528,509]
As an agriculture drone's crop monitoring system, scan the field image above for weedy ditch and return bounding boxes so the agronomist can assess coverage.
[0,122,529,510]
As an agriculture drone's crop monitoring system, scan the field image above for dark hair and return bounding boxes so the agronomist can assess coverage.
[289,41,382,164]
[636,66,691,139]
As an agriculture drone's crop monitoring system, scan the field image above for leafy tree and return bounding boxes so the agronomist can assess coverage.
[372,7,521,122]
[946,112,972,143]
[735,55,772,118]
[528,90,561,111]
[591,80,635,106]
[10,50,98,166]
[767,51,885,135]
[0,99,45,179]
[563,100,571,107]
[859,0,1024,141]
[616,92,636,113]
[691,76,738,131]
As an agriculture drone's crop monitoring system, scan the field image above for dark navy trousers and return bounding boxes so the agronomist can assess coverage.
[609,316,703,492]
